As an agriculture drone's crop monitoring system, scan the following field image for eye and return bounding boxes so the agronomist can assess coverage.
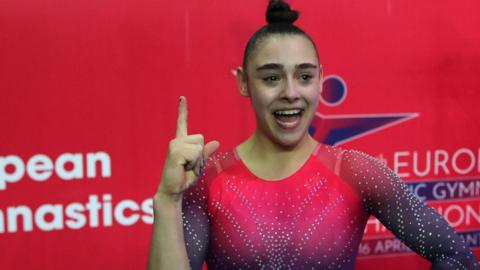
[299,74,313,81]
[263,75,281,82]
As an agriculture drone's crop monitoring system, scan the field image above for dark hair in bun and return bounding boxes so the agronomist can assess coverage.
[266,0,299,24]
[242,0,318,70]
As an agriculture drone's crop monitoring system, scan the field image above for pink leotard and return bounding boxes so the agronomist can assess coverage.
[181,144,478,269]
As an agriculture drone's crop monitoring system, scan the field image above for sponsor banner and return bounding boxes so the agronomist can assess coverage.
[359,230,480,258]
[364,200,480,238]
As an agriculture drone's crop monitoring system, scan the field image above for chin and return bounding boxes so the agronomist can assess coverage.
[270,130,308,149]
[259,116,311,148]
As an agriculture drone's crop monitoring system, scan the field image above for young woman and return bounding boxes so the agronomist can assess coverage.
[148,1,478,269]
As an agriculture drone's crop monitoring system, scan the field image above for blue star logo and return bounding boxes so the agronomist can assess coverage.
[310,75,419,146]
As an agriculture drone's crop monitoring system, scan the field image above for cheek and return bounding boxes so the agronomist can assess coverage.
[311,93,320,107]
[251,97,271,117]
[304,86,320,103]
[250,90,274,110]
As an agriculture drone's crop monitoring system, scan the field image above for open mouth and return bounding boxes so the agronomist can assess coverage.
[272,109,304,129]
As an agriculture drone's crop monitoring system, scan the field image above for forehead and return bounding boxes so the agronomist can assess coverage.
[250,34,318,68]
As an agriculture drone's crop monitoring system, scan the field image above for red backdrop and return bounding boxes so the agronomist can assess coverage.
[1,0,479,269]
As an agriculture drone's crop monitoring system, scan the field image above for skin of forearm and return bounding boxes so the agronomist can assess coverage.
[148,194,190,270]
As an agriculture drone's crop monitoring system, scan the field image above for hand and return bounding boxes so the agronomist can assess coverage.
[156,96,220,202]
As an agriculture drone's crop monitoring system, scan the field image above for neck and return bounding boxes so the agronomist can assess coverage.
[248,130,316,158]
[236,129,318,180]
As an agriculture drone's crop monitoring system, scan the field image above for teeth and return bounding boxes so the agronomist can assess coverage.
[274,109,302,116]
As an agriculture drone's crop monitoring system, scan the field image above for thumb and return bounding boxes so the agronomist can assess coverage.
[203,140,220,160]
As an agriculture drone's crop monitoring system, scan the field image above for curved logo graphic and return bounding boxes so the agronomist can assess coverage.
[310,75,418,146]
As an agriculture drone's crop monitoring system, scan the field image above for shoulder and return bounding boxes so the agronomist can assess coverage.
[201,149,239,182]
[313,144,386,170]
[338,148,406,199]
[312,143,346,175]
[183,149,239,202]
[312,144,384,176]
[315,143,343,155]
[340,148,390,175]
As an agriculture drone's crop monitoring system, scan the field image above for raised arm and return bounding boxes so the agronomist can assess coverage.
[340,150,478,270]
[148,96,219,270]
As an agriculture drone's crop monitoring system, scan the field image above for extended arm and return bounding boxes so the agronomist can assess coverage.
[341,150,478,269]
[149,182,210,270]
[148,97,219,270]
[149,195,191,270]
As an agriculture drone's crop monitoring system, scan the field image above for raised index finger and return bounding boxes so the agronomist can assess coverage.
[176,96,188,137]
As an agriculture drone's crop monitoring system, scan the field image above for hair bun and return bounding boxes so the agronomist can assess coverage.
[266,0,299,25]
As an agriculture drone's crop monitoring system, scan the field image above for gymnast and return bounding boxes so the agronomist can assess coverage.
[148,1,478,269]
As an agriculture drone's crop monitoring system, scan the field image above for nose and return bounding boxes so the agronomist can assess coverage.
[281,78,301,101]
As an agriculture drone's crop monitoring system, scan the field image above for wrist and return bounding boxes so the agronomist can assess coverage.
[153,193,183,213]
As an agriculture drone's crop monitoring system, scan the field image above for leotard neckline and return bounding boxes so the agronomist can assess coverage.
[232,143,322,183]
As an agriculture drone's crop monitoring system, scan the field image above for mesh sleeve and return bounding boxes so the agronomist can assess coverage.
[340,149,479,270]
[181,162,215,270]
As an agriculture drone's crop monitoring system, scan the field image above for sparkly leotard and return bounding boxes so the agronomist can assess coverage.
[182,144,478,269]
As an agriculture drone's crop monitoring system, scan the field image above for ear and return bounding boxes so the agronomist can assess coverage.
[235,67,249,97]
[318,65,324,94]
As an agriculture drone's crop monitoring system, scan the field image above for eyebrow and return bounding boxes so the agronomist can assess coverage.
[255,63,318,71]
[256,63,283,71]
[296,63,318,69]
